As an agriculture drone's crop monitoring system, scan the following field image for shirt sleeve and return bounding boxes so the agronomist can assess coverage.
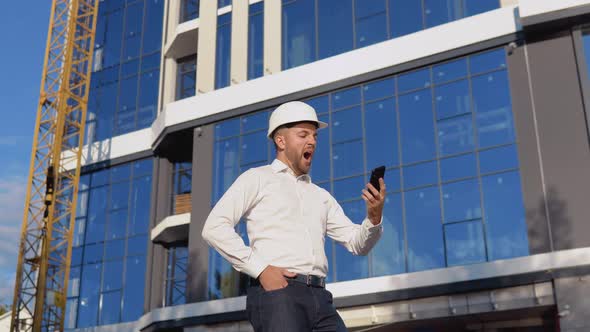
[325,193,383,256]
[201,169,268,278]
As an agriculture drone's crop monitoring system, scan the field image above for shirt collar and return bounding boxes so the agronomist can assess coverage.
[271,159,311,183]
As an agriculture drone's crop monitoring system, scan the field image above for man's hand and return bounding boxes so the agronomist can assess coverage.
[362,178,386,225]
[258,265,296,291]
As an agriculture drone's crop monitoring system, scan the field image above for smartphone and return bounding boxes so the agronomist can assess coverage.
[369,166,386,192]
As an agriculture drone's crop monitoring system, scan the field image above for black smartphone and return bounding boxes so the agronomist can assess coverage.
[369,166,386,192]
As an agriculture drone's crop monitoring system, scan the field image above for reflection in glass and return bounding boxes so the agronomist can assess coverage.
[445,220,486,266]
[372,193,405,276]
[442,179,481,223]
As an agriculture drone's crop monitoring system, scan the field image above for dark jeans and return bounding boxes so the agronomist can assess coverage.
[246,280,347,332]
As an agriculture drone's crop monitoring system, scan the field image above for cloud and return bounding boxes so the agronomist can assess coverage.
[0,176,27,305]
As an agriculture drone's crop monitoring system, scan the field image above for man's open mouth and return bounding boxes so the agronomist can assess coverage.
[303,151,313,160]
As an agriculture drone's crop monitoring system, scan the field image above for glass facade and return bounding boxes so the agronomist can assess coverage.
[87,0,163,143]
[248,2,264,80]
[210,48,528,294]
[65,159,153,328]
[171,162,193,214]
[215,13,232,89]
[282,0,499,70]
[176,55,197,100]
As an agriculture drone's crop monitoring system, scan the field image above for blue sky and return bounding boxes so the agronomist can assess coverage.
[0,2,52,305]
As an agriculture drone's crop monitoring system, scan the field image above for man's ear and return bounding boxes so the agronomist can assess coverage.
[274,132,286,151]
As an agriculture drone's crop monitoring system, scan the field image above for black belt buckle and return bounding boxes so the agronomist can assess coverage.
[306,275,312,286]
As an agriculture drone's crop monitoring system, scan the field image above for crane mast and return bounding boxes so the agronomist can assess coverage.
[10,0,99,331]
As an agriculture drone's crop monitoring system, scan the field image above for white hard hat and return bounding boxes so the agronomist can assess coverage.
[267,101,328,139]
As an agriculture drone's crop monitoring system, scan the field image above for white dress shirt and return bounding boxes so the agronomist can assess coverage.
[202,159,383,279]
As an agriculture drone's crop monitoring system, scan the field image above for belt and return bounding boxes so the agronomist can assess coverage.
[251,274,326,288]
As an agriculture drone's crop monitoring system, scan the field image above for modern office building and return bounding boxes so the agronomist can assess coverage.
[31,0,590,331]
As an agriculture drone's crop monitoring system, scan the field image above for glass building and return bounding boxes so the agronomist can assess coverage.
[55,0,590,331]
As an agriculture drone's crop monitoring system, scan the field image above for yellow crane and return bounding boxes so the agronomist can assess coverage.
[10,0,99,331]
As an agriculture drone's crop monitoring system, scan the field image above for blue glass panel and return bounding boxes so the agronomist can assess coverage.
[332,140,364,178]
[434,79,470,120]
[311,114,330,182]
[107,209,128,240]
[130,176,151,235]
[124,2,144,37]
[69,266,81,297]
[372,193,405,276]
[138,70,159,127]
[398,68,431,93]
[464,0,499,16]
[72,246,84,266]
[207,250,234,299]
[241,131,267,165]
[385,167,401,192]
[433,59,468,85]
[440,153,477,182]
[84,243,104,264]
[76,190,88,218]
[335,200,368,281]
[103,11,123,68]
[363,78,395,101]
[213,138,240,204]
[121,59,139,77]
[332,87,361,110]
[133,158,153,177]
[143,0,164,55]
[355,11,388,48]
[110,182,129,210]
[86,186,107,243]
[437,114,475,156]
[405,186,444,272]
[365,98,398,168]
[403,161,437,189]
[332,106,362,143]
[118,75,138,113]
[242,111,268,132]
[318,0,353,59]
[444,220,486,266]
[306,95,329,114]
[424,0,462,28]
[77,263,102,327]
[104,239,126,260]
[111,164,131,183]
[91,169,110,187]
[127,235,147,256]
[333,175,364,202]
[215,14,232,89]
[218,0,231,8]
[102,260,123,291]
[317,181,331,193]
[470,48,506,75]
[355,0,386,18]
[479,145,519,174]
[123,35,141,61]
[481,171,528,260]
[99,290,121,325]
[121,256,146,322]
[442,178,481,223]
[141,52,160,71]
[248,3,264,79]
[282,0,316,69]
[215,118,240,139]
[398,89,436,164]
[472,71,515,147]
[389,0,423,38]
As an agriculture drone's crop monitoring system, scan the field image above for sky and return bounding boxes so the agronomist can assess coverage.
[0,2,52,306]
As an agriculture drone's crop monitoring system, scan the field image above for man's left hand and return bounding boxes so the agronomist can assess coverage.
[362,178,386,225]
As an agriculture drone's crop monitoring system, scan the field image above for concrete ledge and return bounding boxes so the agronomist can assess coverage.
[151,213,191,246]
[519,0,590,27]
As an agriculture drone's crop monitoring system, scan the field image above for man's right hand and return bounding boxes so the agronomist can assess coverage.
[258,265,296,291]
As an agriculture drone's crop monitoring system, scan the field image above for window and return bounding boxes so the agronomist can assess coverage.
[171,162,192,215]
[180,0,199,23]
[248,2,264,80]
[176,55,197,100]
[86,0,164,143]
[165,246,188,306]
[210,48,528,293]
[215,13,232,89]
[281,0,499,70]
[66,159,153,328]
[218,0,232,8]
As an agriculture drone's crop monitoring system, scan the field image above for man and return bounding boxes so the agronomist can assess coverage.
[202,101,385,331]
